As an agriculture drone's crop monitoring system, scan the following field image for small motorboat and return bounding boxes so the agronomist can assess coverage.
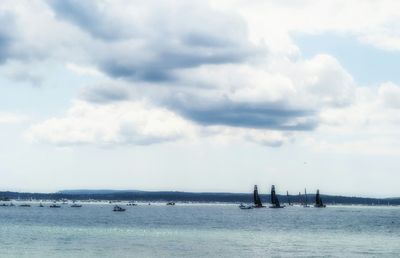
[50,204,61,208]
[19,204,31,207]
[126,202,137,206]
[39,203,44,207]
[166,202,175,206]
[239,203,253,209]
[113,205,126,212]
[71,203,82,208]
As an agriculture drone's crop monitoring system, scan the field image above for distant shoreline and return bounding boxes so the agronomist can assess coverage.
[1,190,399,205]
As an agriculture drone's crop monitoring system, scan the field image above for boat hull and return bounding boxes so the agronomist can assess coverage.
[239,206,253,210]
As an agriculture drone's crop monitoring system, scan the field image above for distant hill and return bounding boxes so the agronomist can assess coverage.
[0,190,399,205]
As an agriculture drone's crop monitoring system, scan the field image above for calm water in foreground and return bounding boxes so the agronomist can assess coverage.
[0,203,399,257]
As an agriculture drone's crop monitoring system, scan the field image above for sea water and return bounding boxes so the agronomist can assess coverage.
[0,203,399,257]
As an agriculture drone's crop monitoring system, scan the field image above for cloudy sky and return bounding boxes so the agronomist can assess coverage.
[1,0,400,196]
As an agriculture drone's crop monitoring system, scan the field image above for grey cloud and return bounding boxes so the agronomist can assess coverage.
[46,0,131,41]
[46,0,262,82]
[80,83,130,103]
[98,43,255,82]
[176,103,317,130]
[44,0,317,137]
[162,90,318,130]
[0,12,16,64]
[6,70,43,87]
[182,33,231,47]
[0,33,11,64]
[0,10,49,66]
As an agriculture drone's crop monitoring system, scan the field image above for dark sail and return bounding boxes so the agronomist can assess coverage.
[315,189,326,208]
[270,185,283,208]
[253,185,263,207]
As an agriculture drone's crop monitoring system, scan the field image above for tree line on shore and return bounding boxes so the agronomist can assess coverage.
[0,190,399,205]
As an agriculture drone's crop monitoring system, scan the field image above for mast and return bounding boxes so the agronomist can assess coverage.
[304,188,309,207]
[286,191,291,205]
[304,188,308,205]
[253,185,263,207]
[298,192,302,205]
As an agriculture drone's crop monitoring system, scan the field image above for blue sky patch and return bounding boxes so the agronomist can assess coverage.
[294,33,400,85]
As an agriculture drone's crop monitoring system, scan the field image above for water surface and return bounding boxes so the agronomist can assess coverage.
[0,203,399,257]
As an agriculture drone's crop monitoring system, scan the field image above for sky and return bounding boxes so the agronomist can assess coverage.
[1,0,400,197]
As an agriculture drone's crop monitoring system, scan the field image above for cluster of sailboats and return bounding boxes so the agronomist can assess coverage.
[239,185,326,209]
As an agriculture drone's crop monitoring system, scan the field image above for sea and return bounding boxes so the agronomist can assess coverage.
[0,202,399,258]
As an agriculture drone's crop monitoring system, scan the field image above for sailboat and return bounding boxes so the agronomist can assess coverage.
[269,185,284,208]
[298,192,302,206]
[303,188,310,208]
[253,185,265,208]
[286,191,293,206]
[314,189,326,208]
[240,185,264,209]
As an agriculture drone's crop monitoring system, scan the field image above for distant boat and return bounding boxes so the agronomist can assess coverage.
[19,204,31,207]
[39,203,44,207]
[303,188,310,208]
[127,202,137,206]
[50,204,61,208]
[113,205,126,212]
[298,192,302,205]
[70,200,82,207]
[269,185,284,208]
[287,191,293,206]
[239,203,252,209]
[253,185,265,208]
[166,202,175,206]
[314,189,326,208]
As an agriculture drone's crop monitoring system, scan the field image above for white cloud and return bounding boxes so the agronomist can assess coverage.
[378,82,400,109]
[26,100,196,146]
[26,99,297,147]
[65,62,103,77]
[1,0,400,150]
[308,82,400,155]
[211,0,400,52]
